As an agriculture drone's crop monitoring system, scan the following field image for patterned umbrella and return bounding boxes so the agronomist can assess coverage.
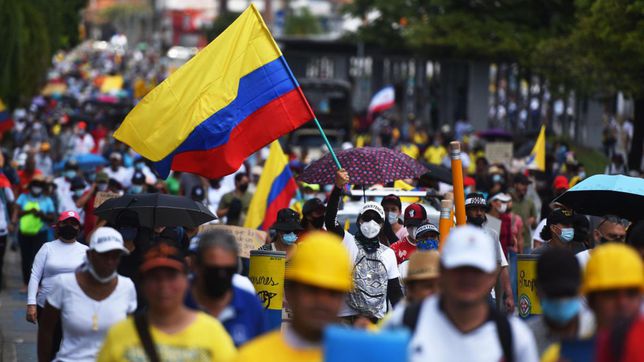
[298,147,428,185]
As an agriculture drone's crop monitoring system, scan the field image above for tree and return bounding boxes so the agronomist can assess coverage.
[0,0,88,107]
[535,0,644,170]
[284,8,322,36]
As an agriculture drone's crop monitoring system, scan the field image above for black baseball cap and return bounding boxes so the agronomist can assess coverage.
[131,171,146,185]
[381,194,402,210]
[546,209,575,227]
[537,248,580,297]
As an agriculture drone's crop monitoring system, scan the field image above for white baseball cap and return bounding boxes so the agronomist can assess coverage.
[360,201,385,220]
[90,227,129,254]
[489,193,512,203]
[441,225,497,273]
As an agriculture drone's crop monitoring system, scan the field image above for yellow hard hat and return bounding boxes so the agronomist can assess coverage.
[582,243,644,294]
[285,231,352,292]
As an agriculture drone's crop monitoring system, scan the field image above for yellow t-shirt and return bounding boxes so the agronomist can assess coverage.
[400,144,420,160]
[235,330,321,362]
[97,312,236,362]
[423,146,447,165]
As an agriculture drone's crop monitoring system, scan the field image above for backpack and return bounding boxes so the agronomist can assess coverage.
[403,301,514,362]
[346,244,388,319]
[20,200,43,236]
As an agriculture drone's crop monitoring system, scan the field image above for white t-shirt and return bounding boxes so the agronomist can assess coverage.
[576,249,591,271]
[47,273,137,362]
[104,166,134,188]
[27,240,88,307]
[339,232,400,318]
[208,186,228,220]
[384,296,539,362]
[533,219,547,243]
[73,134,95,154]
[0,187,15,235]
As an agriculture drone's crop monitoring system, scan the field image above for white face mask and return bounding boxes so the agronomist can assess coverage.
[85,256,118,284]
[408,226,418,241]
[496,203,508,213]
[387,212,399,224]
[360,220,381,239]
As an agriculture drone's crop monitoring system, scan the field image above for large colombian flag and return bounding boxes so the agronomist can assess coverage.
[244,141,297,230]
[114,5,314,179]
[0,100,13,134]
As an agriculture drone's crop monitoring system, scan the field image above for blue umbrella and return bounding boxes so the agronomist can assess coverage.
[554,174,644,221]
[54,153,108,172]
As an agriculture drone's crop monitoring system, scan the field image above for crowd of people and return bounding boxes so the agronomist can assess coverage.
[0,40,643,362]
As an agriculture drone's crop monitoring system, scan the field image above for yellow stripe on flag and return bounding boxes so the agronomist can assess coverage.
[114,5,282,161]
[244,141,290,230]
[527,125,546,172]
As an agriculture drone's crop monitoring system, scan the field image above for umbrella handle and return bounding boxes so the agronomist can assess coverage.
[314,117,342,169]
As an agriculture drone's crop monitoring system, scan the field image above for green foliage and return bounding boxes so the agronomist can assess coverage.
[206,12,242,41]
[284,8,322,36]
[0,0,88,107]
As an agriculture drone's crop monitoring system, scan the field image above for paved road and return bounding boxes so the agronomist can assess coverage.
[1,245,37,362]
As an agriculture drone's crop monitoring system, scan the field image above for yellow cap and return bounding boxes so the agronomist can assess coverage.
[582,243,644,294]
[405,250,440,282]
[285,231,352,292]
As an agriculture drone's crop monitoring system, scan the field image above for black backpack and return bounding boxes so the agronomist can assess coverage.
[402,302,514,362]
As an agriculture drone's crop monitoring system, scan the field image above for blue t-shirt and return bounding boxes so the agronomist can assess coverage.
[185,285,270,346]
[16,193,55,232]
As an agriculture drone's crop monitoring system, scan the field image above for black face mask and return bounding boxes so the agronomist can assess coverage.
[202,266,236,298]
[467,216,486,227]
[311,216,325,229]
[59,224,79,240]
[238,183,249,193]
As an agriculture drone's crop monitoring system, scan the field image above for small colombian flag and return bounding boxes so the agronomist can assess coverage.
[0,99,13,134]
[244,141,298,231]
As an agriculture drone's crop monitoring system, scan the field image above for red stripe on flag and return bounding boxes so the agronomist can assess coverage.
[259,178,298,231]
[170,88,312,179]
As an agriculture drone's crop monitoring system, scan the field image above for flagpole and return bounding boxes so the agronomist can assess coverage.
[313,117,342,169]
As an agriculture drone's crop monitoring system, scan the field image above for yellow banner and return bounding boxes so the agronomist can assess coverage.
[517,254,541,318]
[249,250,286,311]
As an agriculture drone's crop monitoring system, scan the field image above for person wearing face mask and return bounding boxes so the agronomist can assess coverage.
[218,173,253,226]
[104,152,133,189]
[331,200,402,324]
[53,161,79,204]
[128,171,147,195]
[488,193,523,256]
[76,172,109,238]
[58,176,86,221]
[12,175,56,292]
[301,198,326,232]
[98,242,236,362]
[397,221,440,281]
[258,208,303,258]
[71,121,95,154]
[133,157,157,184]
[25,211,87,358]
[527,248,595,358]
[186,230,268,347]
[381,194,408,241]
[37,227,136,362]
[532,209,577,255]
[390,203,428,264]
[465,193,514,313]
[17,153,43,193]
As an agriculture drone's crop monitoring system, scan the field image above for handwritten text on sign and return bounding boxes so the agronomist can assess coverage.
[199,224,267,258]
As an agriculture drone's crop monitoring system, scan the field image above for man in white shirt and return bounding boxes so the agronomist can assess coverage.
[465,193,514,313]
[71,121,95,154]
[384,225,538,362]
[103,153,133,189]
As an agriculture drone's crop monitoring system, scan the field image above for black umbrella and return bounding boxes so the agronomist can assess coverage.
[422,163,453,184]
[94,193,216,228]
